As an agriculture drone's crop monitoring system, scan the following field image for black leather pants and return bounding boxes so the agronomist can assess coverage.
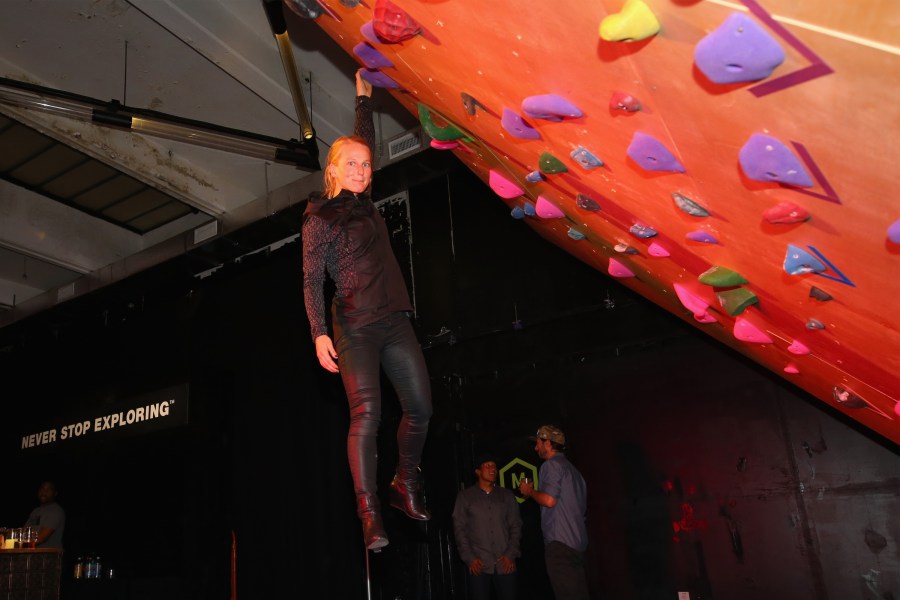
[336,312,432,498]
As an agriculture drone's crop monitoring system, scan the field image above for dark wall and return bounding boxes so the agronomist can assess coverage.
[1,153,897,600]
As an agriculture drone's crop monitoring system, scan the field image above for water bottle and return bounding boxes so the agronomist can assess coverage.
[74,555,84,579]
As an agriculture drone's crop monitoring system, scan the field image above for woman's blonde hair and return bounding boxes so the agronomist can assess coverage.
[323,135,371,198]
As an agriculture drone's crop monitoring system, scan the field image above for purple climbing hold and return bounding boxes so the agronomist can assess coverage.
[687,230,718,244]
[521,94,583,122]
[525,170,545,183]
[576,194,600,211]
[672,193,710,217]
[784,245,826,275]
[627,133,685,173]
[501,108,541,140]
[630,224,657,239]
[360,69,400,89]
[609,91,642,113]
[353,42,395,69]
[360,21,382,44]
[535,196,565,219]
[887,219,900,243]
[567,227,586,241]
[489,170,524,199]
[694,13,786,84]
[739,134,814,187]
[570,146,603,170]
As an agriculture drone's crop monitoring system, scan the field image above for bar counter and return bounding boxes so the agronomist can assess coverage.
[0,548,62,600]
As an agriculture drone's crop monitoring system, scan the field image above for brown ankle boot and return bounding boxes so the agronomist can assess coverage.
[358,495,389,550]
[389,474,431,521]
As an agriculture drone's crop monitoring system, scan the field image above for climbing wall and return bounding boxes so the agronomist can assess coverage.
[292,0,900,443]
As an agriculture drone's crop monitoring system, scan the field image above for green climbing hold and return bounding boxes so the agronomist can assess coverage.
[418,104,466,141]
[539,152,568,175]
[716,288,758,316]
[698,266,748,287]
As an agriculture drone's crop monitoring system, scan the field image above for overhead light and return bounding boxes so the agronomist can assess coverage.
[0,77,320,171]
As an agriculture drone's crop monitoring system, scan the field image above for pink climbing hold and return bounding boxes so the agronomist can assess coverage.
[501,108,541,140]
[373,0,422,43]
[609,91,642,113]
[488,170,524,199]
[673,284,716,323]
[763,201,810,224]
[535,196,565,219]
[787,340,810,355]
[608,258,635,278]
[521,94,583,122]
[783,363,800,374]
[430,140,459,150]
[647,242,670,257]
[895,401,900,418]
[733,316,773,344]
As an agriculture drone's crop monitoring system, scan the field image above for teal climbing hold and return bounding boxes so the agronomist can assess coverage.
[672,193,710,217]
[698,266,748,287]
[716,288,758,316]
[539,152,568,175]
[784,245,826,275]
[418,104,466,141]
[567,227,586,240]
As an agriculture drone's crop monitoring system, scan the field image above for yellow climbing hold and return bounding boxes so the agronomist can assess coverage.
[599,0,661,42]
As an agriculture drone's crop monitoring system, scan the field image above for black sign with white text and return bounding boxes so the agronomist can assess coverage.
[16,383,189,454]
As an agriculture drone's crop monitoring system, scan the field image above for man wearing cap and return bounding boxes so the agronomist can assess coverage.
[519,425,589,600]
[453,456,522,600]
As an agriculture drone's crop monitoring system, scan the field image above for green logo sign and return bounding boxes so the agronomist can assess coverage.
[499,457,538,504]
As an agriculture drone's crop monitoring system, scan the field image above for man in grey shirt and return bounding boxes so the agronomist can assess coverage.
[453,456,522,600]
[25,481,65,549]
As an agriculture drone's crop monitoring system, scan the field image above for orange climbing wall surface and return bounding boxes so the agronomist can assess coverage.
[308,0,900,443]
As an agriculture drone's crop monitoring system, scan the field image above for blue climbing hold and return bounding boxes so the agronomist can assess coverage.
[627,133,685,173]
[739,134,814,187]
[511,206,525,219]
[525,170,545,183]
[630,224,657,238]
[523,202,536,217]
[570,146,604,170]
[694,13,786,84]
[567,228,586,240]
[501,108,541,140]
[783,244,826,275]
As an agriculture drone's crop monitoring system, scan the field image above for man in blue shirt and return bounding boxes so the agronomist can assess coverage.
[519,425,589,600]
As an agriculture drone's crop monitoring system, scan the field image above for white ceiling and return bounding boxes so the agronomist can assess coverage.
[0,0,416,325]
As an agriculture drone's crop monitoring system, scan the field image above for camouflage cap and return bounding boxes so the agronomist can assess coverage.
[529,424,566,446]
